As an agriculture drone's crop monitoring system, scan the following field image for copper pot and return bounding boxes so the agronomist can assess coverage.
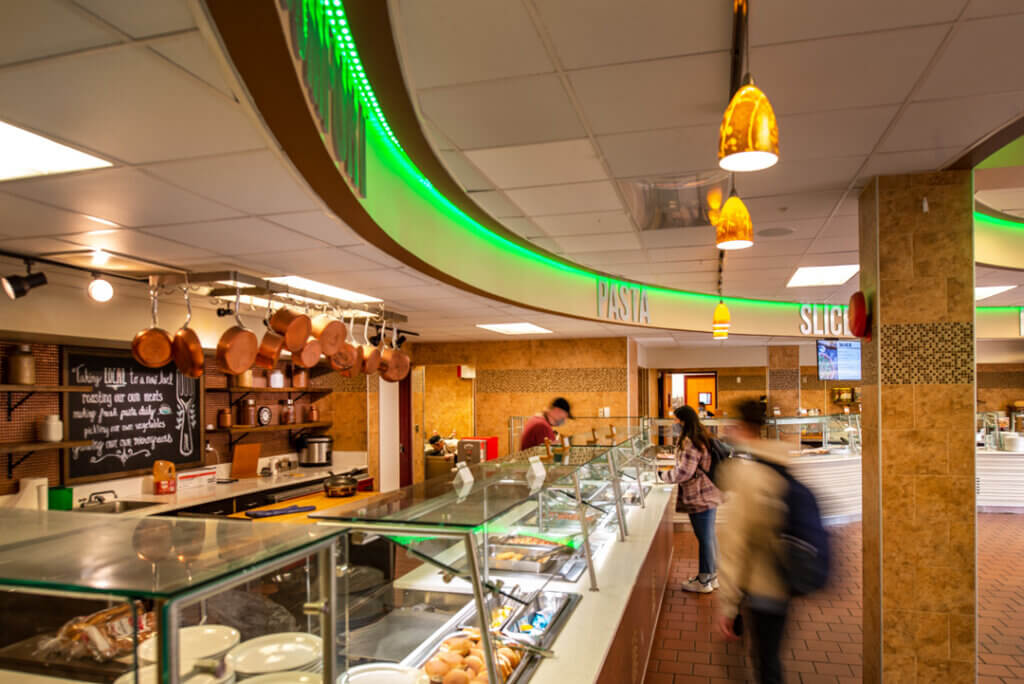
[359,318,381,375]
[216,290,258,376]
[253,328,285,370]
[335,315,362,378]
[171,289,204,378]
[312,314,346,356]
[269,308,312,352]
[292,338,323,369]
[132,290,173,369]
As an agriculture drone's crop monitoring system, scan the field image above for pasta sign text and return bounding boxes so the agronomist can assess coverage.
[597,280,650,324]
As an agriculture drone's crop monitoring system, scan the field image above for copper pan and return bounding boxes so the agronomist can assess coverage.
[359,317,381,375]
[132,289,173,369]
[381,325,411,383]
[312,313,345,356]
[336,315,363,378]
[253,303,285,370]
[292,338,323,369]
[269,307,311,352]
[170,288,204,378]
[216,289,258,376]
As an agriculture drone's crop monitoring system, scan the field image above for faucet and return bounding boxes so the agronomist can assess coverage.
[82,490,118,507]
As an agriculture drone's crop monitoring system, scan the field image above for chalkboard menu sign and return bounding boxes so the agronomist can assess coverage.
[63,348,204,484]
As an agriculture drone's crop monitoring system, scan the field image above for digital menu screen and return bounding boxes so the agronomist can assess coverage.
[816,339,862,381]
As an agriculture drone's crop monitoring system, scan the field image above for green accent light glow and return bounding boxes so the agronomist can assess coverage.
[299,0,1018,318]
[975,210,1024,232]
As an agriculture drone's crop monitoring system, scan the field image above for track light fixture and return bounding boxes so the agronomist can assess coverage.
[2,262,47,299]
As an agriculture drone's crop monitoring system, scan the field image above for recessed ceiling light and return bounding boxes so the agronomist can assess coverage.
[0,121,111,182]
[476,322,553,335]
[90,249,110,266]
[267,275,381,304]
[84,215,118,227]
[975,285,1016,300]
[786,265,860,288]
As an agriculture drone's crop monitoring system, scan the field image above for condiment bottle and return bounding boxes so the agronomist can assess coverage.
[306,404,320,422]
[39,415,62,442]
[280,399,295,425]
[8,344,35,385]
[217,408,232,429]
[291,367,308,389]
[239,398,256,426]
[268,369,285,388]
[153,460,177,495]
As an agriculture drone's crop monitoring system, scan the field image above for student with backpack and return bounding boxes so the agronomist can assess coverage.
[659,405,723,593]
[715,400,830,684]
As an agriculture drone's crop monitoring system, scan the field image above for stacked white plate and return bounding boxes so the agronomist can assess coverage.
[240,674,321,684]
[139,624,241,664]
[225,633,323,679]
[337,663,429,684]
[114,659,235,684]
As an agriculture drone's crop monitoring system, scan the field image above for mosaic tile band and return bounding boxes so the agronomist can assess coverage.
[768,368,800,391]
[476,367,627,393]
[879,321,975,385]
[978,371,1024,389]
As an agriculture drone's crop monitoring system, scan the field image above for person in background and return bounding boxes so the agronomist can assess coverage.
[660,405,722,593]
[426,434,445,457]
[519,397,573,450]
[716,399,792,684]
[698,401,715,418]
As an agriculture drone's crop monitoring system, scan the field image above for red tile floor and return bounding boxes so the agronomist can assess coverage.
[643,514,1024,684]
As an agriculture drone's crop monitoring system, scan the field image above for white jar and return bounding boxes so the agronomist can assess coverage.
[39,415,63,442]
[268,369,285,388]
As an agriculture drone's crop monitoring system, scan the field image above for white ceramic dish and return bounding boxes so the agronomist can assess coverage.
[114,660,234,684]
[242,673,321,684]
[337,662,429,684]
[226,632,322,675]
[139,624,240,664]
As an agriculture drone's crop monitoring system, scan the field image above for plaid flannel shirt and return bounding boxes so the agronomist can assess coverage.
[660,436,723,513]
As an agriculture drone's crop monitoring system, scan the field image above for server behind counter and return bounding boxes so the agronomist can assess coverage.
[519,397,574,451]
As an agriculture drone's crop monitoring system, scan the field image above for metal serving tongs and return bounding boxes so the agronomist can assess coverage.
[456,623,555,658]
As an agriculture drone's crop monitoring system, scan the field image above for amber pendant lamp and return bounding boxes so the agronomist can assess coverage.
[718,0,779,172]
[716,176,753,250]
[712,253,730,341]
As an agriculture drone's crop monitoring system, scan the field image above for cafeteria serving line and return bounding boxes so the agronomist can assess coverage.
[1,0,1024,682]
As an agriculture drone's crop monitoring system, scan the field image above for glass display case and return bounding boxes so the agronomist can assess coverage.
[0,509,343,684]
[313,436,649,684]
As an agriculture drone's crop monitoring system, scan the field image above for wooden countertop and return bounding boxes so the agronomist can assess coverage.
[228,490,379,523]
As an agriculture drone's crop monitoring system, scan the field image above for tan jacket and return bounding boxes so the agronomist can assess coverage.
[717,437,793,618]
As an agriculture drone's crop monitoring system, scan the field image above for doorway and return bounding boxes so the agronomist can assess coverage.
[663,372,718,414]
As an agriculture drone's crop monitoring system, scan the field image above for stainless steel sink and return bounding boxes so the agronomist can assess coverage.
[78,500,160,514]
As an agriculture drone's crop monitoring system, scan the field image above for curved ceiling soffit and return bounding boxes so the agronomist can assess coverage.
[199,0,1018,337]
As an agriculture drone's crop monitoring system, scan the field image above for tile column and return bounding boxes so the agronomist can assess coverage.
[767,345,800,432]
[859,171,976,683]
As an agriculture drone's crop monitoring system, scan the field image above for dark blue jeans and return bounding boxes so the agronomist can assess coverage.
[688,508,718,577]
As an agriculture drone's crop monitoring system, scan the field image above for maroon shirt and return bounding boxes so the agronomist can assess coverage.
[520,413,556,451]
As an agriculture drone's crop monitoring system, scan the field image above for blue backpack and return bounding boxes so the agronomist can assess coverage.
[760,460,831,596]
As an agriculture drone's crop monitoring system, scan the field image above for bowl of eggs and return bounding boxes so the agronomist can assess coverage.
[421,629,522,684]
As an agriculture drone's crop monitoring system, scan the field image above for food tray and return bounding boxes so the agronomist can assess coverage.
[502,591,575,648]
[488,544,569,573]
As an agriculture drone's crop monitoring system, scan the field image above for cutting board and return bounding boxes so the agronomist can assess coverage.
[231,443,262,478]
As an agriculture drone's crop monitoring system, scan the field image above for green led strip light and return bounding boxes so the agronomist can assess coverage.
[300,0,1016,316]
[975,211,1024,232]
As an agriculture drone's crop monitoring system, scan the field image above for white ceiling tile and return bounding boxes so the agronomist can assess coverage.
[569,52,730,135]
[0,236,81,254]
[598,125,718,178]
[0,0,117,65]
[734,156,864,198]
[438,150,493,191]
[395,0,552,88]
[727,255,807,270]
[726,238,814,260]
[246,248,386,275]
[2,167,240,226]
[534,0,732,69]
[506,180,621,215]
[264,211,366,247]
[465,139,607,189]
[74,0,195,38]
[724,268,794,283]
[646,243,717,262]
[421,120,455,152]
[816,214,859,238]
[468,190,523,218]
[141,217,325,255]
[649,272,717,289]
[778,106,897,161]
[526,236,563,253]
[500,217,546,238]
[554,232,641,253]
[880,91,1024,153]
[149,32,233,95]
[966,0,1024,18]
[64,229,216,262]
[0,46,264,164]
[754,218,826,240]
[753,26,948,115]
[834,194,860,216]
[744,191,847,222]
[751,0,962,44]
[917,14,1024,100]
[370,284,471,302]
[571,250,648,266]
[861,147,963,178]
[617,260,717,277]
[343,244,407,269]
[641,228,716,250]
[143,151,317,214]
[0,193,111,237]
[418,75,584,149]
[799,253,860,270]
[806,235,859,254]
[309,269,428,292]
[533,210,632,236]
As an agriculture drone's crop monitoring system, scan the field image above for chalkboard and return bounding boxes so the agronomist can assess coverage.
[63,348,204,484]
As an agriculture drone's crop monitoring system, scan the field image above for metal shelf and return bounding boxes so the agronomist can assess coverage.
[0,385,92,420]
[1,440,92,478]
[207,421,333,449]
